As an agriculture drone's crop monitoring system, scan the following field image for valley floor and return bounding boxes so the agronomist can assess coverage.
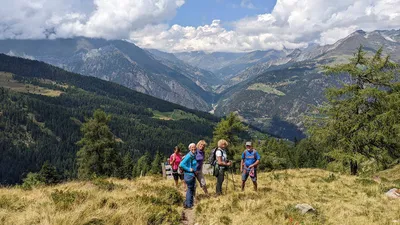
[1,168,400,225]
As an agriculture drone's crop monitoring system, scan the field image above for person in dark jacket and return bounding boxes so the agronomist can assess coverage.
[179,143,198,209]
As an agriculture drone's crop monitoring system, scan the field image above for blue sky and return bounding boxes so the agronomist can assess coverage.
[170,0,277,27]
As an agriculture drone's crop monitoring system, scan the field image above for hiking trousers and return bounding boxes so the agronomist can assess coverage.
[184,173,196,208]
[216,168,225,195]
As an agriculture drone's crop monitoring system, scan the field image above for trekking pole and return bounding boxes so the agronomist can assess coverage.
[225,169,228,193]
[230,167,236,191]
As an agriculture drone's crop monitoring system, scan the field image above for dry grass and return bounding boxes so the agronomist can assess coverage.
[196,169,400,225]
[1,169,399,225]
[0,178,184,225]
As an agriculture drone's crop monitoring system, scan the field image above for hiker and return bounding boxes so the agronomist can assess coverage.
[170,146,185,189]
[241,141,261,191]
[179,143,198,209]
[195,140,208,194]
[215,139,232,195]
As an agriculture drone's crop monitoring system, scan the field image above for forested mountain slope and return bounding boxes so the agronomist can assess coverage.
[146,49,222,92]
[0,38,213,111]
[215,30,400,140]
[0,54,218,184]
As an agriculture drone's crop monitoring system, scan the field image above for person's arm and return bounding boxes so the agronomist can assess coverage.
[240,152,244,172]
[179,155,193,173]
[250,152,260,168]
[169,155,175,165]
[217,151,231,166]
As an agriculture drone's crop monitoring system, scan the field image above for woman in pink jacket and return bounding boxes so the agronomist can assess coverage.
[169,146,186,190]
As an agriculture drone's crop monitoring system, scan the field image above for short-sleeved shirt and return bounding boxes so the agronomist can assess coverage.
[169,153,182,170]
[242,149,261,167]
[215,148,228,163]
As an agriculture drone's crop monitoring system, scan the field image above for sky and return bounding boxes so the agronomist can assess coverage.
[169,0,277,27]
[1,0,400,53]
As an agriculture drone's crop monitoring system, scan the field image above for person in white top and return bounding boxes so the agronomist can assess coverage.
[215,139,232,195]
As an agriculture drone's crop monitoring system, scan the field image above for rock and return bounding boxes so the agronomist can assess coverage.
[295,204,316,214]
[385,188,400,199]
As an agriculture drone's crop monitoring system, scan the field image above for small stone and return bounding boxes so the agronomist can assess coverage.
[385,188,400,199]
[295,204,316,214]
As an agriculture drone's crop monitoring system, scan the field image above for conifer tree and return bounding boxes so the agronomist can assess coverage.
[211,113,248,170]
[309,46,400,175]
[76,109,118,179]
[150,151,164,175]
[39,161,60,184]
[211,112,248,147]
[121,152,134,179]
[133,152,151,177]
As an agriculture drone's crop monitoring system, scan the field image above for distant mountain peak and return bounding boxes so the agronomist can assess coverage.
[353,30,367,35]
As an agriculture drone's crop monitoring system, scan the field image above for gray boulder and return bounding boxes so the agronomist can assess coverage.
[295,204,316,214]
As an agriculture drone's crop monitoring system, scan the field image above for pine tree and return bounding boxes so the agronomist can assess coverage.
[39,161,60,184]
[211,112,248,147]
[150,151,164,175]
[308,46,400,175]
[121,153,134,179]
[76,109,118,179]
[211,113,248,170]
[133,152,151,177]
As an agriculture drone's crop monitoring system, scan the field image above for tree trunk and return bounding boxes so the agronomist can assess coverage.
[350,160,358,175]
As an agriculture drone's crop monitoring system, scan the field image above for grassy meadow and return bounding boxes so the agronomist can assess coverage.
[1,167,400,225]
[0,72,64,97]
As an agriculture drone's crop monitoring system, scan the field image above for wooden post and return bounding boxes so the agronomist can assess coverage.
[161,163,166,178]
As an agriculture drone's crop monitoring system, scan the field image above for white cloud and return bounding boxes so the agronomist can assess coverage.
[0,0,399,52]
[130,20,307,52]
[0,0,184,39]
[131,0,400,52]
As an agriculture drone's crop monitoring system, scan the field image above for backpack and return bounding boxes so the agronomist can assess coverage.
[243,150,259,168]
[208,147,220,166]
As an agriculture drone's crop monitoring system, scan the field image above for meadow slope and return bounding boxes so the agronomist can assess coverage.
[1,168,400,225]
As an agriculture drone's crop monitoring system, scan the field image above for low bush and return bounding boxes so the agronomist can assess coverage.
[92,179,122,191]
[21,172,44,190]
[51,189,88,210]
[147,205,181,225]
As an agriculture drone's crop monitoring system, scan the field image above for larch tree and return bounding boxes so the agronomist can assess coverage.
[76,109,118,179]
[211,112,248,147]
[308,46,400,175]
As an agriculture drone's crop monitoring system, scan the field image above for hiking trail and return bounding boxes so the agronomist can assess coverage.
[179,189,202,225]
[181,207,196,225]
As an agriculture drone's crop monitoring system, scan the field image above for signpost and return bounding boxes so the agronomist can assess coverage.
[162,163,174,179]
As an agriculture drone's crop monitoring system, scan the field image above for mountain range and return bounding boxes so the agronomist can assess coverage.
[1,29,399,140]
[0,38,215,111]
[213,30,400,139]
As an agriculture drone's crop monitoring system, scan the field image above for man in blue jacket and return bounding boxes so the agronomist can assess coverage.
[241,141,260,191]
[179,143,198,209]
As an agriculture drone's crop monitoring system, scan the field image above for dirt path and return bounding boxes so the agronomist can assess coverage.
[180,190,205,225]
[181,208,196,225]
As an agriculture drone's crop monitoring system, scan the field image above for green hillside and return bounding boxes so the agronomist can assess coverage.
[0,54,218,184]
